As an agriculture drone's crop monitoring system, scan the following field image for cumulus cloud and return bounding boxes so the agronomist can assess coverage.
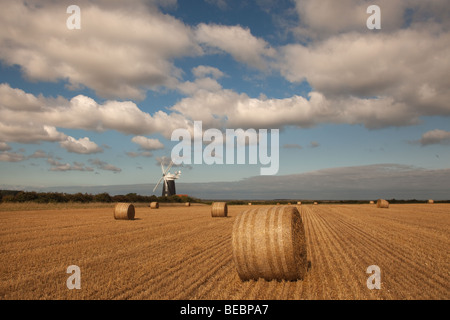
[89,158,122,173]
[276,29,450,128]
[195,23,276,70]
[28,150,48,159]
[131,136,164,151]
[192,65,225,79]
[0,151,25,162]
[416,129,450,146]
[126,151,153,158]
[170,89,420,130]
[0,0,201,100]
[60,137,103,154]
[0,84,191,143]
[292,0,450,40]
[47,157,94,172]
[0,142,11,151]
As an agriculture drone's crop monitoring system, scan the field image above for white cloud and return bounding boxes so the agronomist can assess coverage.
[0,84,191,143]
[89,158,122,173]
[0,142,11,151]
[60,137,103,154]
[277,29,450,127]
[47,157,94,172]
[131,136,164,150]
[192,65,225,79]
[126,151,153,158]
[0,0,201,100]
[417,130,450,146]
[28,150,48,159]
[0,151,25,162]
[195,23,276,69]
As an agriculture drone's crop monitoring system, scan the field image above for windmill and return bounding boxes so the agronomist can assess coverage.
[153,160,181,196]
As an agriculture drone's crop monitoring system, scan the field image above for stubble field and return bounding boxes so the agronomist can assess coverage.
[0,203,448,300]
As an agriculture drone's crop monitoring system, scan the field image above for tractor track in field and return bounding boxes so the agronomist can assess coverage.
[0,204,448,300]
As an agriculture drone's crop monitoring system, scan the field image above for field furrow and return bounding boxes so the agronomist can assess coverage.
[0,204,448,300]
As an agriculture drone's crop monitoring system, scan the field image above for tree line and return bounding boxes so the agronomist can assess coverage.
[0,190,198,204]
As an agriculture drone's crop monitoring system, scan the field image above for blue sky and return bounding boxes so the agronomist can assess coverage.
[0,0,449,199]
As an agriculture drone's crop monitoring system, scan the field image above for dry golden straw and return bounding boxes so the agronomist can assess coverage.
[428,199,434,204]
[232,206,307,281]
[313,202,318,205]
[185,202,191,207]
[297,202,302,205]
[370,201,375,204]
[114,203,135,220]
[150,202,159,209]
[377,199,389,208]
[211,202,228,217]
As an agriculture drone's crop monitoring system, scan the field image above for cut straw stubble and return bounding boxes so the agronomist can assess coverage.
[232,206,307,281]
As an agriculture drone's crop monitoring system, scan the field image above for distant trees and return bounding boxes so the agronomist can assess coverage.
[0,190,199,204]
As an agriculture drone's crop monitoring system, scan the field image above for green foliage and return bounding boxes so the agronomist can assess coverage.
[0,190,201,204]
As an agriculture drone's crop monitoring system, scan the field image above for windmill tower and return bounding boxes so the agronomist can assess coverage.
[153,161,181,196]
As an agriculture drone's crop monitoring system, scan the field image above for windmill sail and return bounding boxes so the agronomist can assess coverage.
[153,160,181,196]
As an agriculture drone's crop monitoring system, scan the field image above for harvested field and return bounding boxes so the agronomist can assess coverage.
[0,203,448,300]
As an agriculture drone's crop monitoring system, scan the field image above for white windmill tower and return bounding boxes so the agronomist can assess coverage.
[153,160,181,196]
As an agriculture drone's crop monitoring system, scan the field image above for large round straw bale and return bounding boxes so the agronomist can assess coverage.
[370,201,375,204]
[232,206,307,281]
[377,199,389,208]
[211,202,228,217]
[150,202,159,209]
[185,202,191,207]
[114,203,135,220]
[428,199,434,204]
[297,202,302,205]
[313,202,318,205]
[248,203,252,206]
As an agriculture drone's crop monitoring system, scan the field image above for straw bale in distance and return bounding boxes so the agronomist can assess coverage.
[313,202,318,205]
[376,199,389,208]
[114,203,135,220]
[248,203,252,206]
[211,202,228,217]
[428,199,434,204]
[185,202,191,207]
[150,202,159,209]
[232,206,307,281]
[297,202,302,205]
[370,201,375,204]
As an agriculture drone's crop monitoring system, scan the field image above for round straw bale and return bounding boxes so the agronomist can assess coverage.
[276,203,280,205]
[370,201,375,204]
[114,203,135,220]
[185,202,191,207]
[248,203,252,206]
[428,199,434,204]
[232,206,307,281]
[313,202,318,205]
[376,199,389,208]
[150,202,159,209]
[287,202,292,205]
[211,202,228,217]
[297,202,302,205]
